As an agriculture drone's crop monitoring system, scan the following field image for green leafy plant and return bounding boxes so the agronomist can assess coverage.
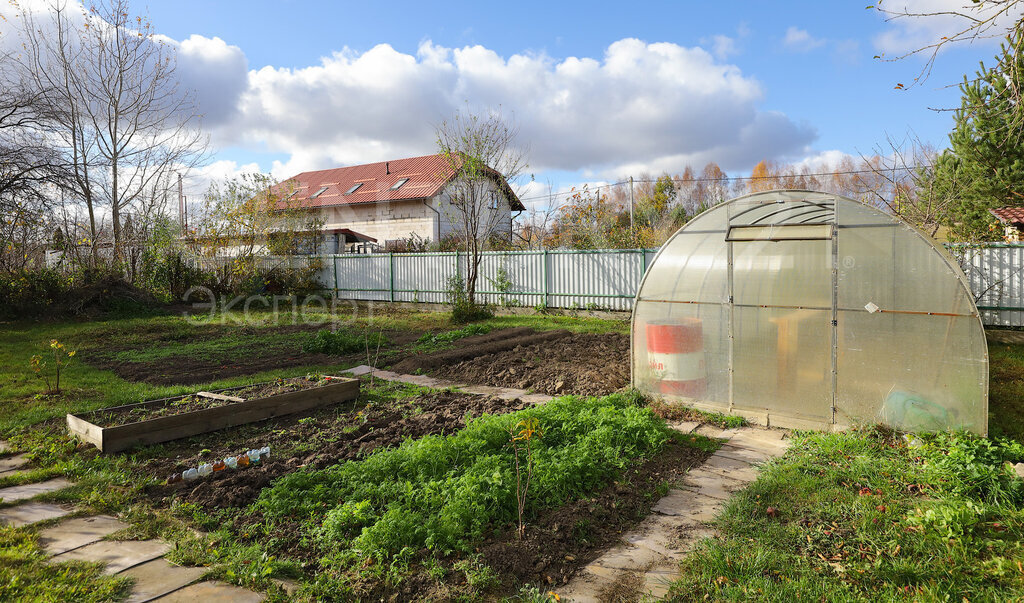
[30,339,76,394]
[416,324,491,349]
[255,393,672,566]
[301,329,388,355]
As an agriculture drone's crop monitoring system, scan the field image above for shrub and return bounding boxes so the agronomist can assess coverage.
[0,268,71,318]
[301,329,389,355]
[445,275,493,324]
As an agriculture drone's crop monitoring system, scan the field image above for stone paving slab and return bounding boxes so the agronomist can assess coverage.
[591,544,662,572]
[693,424,725,438]
[727,434,790,454]
[0,441,9,453]
[122,558,205,603]
[722,427,787,441]
[703,453,754,472]
[668,421,701,434]
[369,369,402,381]
[0,501,73,527]
[651,488,722,520]
[0,453,29,474]
[521,393,554,404]
[701,461,759,483]
[715,444,773,464]
[53,539,171,574]
[154,580,264,602]
[342,365,374,376]
[641,562,679,599]
[0,478,72,503]
[37,515,128,555]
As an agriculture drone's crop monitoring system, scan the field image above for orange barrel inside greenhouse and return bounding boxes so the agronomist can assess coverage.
[646,319,706,397]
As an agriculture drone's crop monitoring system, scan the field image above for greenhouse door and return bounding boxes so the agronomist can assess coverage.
[728,225,835,424]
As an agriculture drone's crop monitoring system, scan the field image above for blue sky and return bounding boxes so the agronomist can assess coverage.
[123,1,1024,202]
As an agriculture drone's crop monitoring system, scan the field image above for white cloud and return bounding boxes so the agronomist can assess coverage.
[873,0,1024,56]
[204,38,814,178]
[783,26,826,52]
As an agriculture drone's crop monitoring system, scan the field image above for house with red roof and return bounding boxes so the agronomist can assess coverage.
[276,153,524,253]
[990,207,1024,243]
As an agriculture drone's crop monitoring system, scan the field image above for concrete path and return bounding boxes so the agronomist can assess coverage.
[556,425,790,602]
[0,441,266,602]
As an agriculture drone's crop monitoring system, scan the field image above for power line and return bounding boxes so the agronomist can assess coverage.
[517,164,926,206]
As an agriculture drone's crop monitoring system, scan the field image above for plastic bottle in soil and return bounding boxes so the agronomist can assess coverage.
[248,449,260,463]
[259,446,270,459]
[237,454,250,468]
[167,473,182,485]
[198,463,213,477]
[182,468,199,481]
[224,456,238,469]
[212,460,226,472]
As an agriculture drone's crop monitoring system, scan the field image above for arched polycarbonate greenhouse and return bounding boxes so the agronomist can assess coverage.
[632,190,989,435]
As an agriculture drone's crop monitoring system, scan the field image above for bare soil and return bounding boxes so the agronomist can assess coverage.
[479,439,707,591]
[393,328,630,397]
[146,388,532,511]
[86,324,421,386]
[87,376,336,427]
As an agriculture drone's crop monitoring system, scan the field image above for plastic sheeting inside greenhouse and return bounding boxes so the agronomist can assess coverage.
[632,190,988,435]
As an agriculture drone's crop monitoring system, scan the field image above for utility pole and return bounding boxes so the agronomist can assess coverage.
[629,176,634,229]
[177,173,184,230]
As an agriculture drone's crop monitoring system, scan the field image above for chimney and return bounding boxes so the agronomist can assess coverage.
[386,161,390,175]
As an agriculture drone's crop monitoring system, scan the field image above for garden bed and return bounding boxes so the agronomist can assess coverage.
[67,376,359,453]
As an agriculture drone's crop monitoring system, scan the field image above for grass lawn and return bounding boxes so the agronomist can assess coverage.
[666,331,1024,601]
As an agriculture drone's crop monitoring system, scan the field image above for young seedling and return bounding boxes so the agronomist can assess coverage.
[30,339,76,395]
[509,417,542,539]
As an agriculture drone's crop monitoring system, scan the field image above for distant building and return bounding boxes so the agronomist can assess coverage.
[275,153,524,253]
[989,207,1024,243]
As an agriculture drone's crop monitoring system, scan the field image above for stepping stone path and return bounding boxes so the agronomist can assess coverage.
[555,425,791,602]
[0,441,266,601]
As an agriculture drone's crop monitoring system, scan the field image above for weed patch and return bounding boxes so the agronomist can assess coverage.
[300,329,389,355]
[669,427,1024,601]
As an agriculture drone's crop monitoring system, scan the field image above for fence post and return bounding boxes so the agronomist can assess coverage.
[333,255,338,298]
[389,252,395,303]
[542,250,549,308]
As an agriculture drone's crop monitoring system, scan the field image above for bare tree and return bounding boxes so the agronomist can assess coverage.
[13,0,207,267]
[873,0,1023,87]
[435,108,527,305]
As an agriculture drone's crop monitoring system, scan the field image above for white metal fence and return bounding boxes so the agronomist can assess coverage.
[181,245,1024,325]
[952,244,1024,327]
[321,250,659,311]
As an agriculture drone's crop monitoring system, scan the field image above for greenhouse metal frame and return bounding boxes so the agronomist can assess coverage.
[631,190,988,435]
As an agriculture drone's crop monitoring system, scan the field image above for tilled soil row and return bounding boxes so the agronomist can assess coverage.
[391,328,571,373]
[430,331,630,397]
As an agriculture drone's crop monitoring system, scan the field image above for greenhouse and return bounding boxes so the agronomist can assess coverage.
[632,190,988,435]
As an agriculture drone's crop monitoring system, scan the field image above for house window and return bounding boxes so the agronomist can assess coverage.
[344,183,363,195]
[309,186,329,199]
[488,194,500,210]
[390,178,409,190]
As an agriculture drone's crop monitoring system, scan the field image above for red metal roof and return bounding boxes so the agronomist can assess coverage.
[274,153,524,211]
[990,207,1024,224]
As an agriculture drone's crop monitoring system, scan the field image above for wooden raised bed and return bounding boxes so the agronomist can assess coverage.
[67,377,360,453]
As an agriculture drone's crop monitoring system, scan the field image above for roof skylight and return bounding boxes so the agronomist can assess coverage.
[390,178,410,191]
[309,186,329,199]
[344,183,363,195]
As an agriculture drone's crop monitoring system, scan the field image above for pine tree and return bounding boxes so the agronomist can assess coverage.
[932,24,1024,241]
